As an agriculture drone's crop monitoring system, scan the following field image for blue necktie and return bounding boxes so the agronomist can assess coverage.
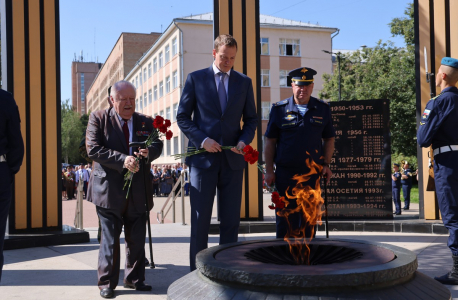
[218,72,227,112]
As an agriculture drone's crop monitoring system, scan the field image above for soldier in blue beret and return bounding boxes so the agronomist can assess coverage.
[391,163,402,215]
[418,56,458,285]
[264,67,335,239]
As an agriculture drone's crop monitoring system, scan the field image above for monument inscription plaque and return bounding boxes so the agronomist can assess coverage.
[328,99,392,219]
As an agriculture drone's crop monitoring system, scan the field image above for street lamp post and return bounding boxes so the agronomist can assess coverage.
[322,50,341,101]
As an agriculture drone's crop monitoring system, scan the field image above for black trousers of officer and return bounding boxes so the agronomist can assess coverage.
[96,196,146,289]
[275,166,318,239]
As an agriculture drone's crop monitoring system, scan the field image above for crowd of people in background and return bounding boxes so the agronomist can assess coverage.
[150,162,189,197]
[61,163,92,200]
[61,161,189,200]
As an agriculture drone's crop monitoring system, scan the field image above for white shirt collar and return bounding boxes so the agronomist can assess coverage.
[212,63,231,76]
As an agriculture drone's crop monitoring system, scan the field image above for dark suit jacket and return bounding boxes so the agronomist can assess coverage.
[86,108,163,212]
[177,66,257,170]
[0,90,24,200]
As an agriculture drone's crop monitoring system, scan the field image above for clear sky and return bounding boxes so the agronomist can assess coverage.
[60,0,413,103]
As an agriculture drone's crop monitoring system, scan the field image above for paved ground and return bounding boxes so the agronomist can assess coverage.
[3,194,449,299]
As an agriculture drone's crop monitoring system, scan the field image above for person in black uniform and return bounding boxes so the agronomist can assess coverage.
[391,163,402,215]
[417,56,458,285]
[0,90,24,282]
[401,161,413,210]
[264,67,335,239]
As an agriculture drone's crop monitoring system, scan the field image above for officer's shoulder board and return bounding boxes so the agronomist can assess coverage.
[273,99,288,106]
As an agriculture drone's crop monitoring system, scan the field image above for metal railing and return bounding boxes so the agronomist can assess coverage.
[157,169,189,225]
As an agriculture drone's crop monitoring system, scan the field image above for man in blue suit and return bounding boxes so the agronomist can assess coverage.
[177,34,257,271]
[0,90,24,282]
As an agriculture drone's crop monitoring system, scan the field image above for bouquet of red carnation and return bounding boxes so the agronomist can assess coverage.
[173,143,260,165]
[268,191,286,210]
[242,145,259,165]
[123,115,173,198]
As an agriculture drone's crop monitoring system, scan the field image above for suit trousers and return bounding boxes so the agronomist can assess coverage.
[96,198,146,289]
[189,151,243,271]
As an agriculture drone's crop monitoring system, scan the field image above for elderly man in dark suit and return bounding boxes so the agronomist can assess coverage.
[86,81,163,298]
[0,90,24,282]
[177,34,258,271]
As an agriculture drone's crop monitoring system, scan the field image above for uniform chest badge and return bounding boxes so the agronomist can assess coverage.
[284,114,296,121]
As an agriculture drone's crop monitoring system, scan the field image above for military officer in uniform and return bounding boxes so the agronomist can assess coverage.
[0,90,24,282]
[264,67,335,239]
[418,57,458,285]
[391,163,402,215]
[401,161,413,210]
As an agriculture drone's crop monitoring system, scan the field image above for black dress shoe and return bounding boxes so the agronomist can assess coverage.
[100,288,114,298]
[402,207,409,210]
[124,281,152,291]
[145,257,150,266]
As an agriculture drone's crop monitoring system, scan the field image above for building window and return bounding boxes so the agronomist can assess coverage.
[144,92,147,107]
[166,107,171,121]
[153,58,157,73]
[280,70,289,87]
[279,38,300,56]
[159,52,163,68]
[135,76,138,88]
[139,72,142,85]
[166,76,170,93]
[148,63,152,78]
[159,81,164,97]
[80,73,85,102]
[135,100,138,111]
[154,85,158,100]
[261,69,270,87]
[172,70,178,89]
[165,45,170,63]
[172,38,177,56]
[143,68,147,82]
[173,103,178,122]
[261,101,271,120]
[159,110,164,117]
[173,136,179,154]
[148,89,152,104]
[139,96,143,110]
[166,139,171,156]
[260,38,269,55]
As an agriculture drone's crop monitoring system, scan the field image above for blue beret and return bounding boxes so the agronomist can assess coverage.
[441,57,458,69]
[393,163,400,167]
[287,67,317,86]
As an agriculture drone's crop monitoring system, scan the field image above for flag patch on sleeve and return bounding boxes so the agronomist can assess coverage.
[422,109,431,120]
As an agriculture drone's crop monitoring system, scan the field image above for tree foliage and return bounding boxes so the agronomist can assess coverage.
[319,3,416,159]
[61,99,85,164]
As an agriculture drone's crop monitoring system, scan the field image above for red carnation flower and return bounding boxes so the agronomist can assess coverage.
[164,119,171,128]
[249,150,259,164]
[268,204,276,210]
[159,124,167,133]
[276,201,285,209]
[271,191,280,202]
[243,145,253,154]
[153,116,164,128]
[166,130,173,140]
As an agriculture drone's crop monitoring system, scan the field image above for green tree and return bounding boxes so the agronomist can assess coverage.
[319,3,416,158]
[61,99,84,164]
